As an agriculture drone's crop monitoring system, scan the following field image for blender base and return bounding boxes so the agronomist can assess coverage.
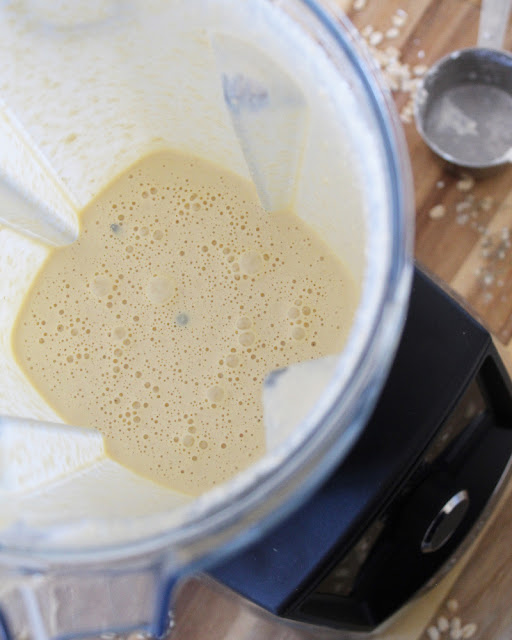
[210,266,512,631]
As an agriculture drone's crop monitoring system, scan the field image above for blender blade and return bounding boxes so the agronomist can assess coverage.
[263,355,339,450]
[212,33,309,213]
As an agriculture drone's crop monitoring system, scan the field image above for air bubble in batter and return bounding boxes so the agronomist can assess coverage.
[292,326,306,340]
[91,276,111,298]
[226,354,239,368]
[146,275,176,305]
[239,250,263,275]
[207,385,225,403]
[239,331,255,347]
[113,327,126,340]
[237,317,252,330]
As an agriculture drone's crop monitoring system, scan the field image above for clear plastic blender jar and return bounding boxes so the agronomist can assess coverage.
[0,1,413,638]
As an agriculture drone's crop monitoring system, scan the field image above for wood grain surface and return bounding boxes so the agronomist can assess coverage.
[168,1,512,638]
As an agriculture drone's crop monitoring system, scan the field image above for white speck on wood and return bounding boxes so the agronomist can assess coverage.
[392,11,408,27]
[457,176,475,192]
[386,27,400,39]
[438,616,450,632]
[427,625,441,640]
[479,196,494,211]
[429,204,446,220]
[461,623,478,639]
[447,598,459,613]
[369,31,384,46]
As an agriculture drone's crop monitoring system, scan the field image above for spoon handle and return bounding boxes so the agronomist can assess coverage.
[478,0,512,50]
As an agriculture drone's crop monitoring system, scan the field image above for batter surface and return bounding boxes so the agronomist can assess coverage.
[12,151,357,495]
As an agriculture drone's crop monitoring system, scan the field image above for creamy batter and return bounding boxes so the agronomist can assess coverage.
[12,151,357,495]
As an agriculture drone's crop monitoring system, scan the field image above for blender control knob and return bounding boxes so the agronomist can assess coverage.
[421,490,470,554]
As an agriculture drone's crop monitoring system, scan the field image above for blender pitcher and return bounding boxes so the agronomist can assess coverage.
[0,1,413,638]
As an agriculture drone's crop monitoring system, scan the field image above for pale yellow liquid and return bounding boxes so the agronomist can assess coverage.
[12,151,358,496]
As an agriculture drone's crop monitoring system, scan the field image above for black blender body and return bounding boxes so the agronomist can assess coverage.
[212,267,512,630]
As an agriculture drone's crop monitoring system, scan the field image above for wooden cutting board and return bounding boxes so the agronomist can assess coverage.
[169,2,512,638]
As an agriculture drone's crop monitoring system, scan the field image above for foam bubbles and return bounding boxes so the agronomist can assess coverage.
[13,149,356,497]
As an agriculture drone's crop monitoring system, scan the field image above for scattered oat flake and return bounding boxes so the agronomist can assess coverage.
[479,196,493,211]
[359,22,428,127]
[386,27,400,39]
[353,0,367,9]
[402,102,414,115]
[369,31,384,46]
[427,626,440,640]
[457,176,475,192]
[436,180,445,189]
[414,64,428,76]
[385,45,400,58]
[392,10,408,27]
[429,204,446,219]
[437,616,450,632]
[400,106,414,123]
[418,49,426,58]
[447,599,459,613]
[451,616,462,631]
[456,201,471,213]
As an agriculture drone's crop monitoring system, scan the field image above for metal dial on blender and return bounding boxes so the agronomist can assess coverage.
[421,490,470,554]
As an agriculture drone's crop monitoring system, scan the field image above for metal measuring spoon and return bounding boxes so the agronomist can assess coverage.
[414,0,512,177]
